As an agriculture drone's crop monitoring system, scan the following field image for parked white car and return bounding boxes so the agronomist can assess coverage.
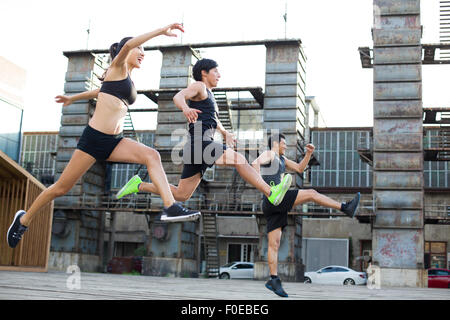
[219,262,254,279]
[304,265,367,285]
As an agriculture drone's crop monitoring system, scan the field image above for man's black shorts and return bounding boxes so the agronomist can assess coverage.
[181,136,227,179]
[262,190,299,234]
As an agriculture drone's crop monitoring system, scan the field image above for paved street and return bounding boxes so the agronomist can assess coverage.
[0,270,449,300]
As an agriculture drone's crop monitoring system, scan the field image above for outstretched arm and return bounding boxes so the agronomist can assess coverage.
[55,89,100,107]
[284,144,315,174]
[112,23,184,67]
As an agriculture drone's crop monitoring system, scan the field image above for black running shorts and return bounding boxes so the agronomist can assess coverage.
[77,125,123,161]
[262,189,299,234]
[181,136,227,179]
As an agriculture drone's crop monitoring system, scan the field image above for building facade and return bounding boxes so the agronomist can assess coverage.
[0,56,26,163]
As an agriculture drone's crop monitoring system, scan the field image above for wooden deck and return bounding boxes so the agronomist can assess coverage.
[0,271,449,300]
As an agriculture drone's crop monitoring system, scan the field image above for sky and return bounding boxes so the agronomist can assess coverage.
[0,0,448,132]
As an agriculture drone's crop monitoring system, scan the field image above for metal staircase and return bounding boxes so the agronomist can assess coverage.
[123,111,140,142]
[202,213,220,278]
[214,91,233,131]
[121,112,149,180]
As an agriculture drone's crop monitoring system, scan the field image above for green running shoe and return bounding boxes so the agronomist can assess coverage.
[268,173,292,206]
[116,175,142,199]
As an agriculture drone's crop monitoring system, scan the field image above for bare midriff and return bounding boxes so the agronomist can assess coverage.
[89,92,128,135]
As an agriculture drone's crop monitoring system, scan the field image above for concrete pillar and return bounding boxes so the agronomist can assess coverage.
[264,40,307,187]
[141,47,200,277]
[153,47,200,189]
[372,0,425,287]
[57,52,109,257]
[57,52,108,207]
[256,40,307,281]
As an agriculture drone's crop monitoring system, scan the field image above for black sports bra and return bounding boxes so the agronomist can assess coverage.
[99,74,137,106]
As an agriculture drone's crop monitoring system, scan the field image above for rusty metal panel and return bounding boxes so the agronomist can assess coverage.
[374,133,422,151]
[264,119,303,132]
[265,84,303,97]
[377,15,420,29]
[161,48,196,67]
[374,82,422,100]
[373,47,421,65]
[373,101,422,118]
[265,72,304,86]
[374,210,423,228]
[373,29,421,46]
[266,43,303,64]
[58,125,86,137]
[160,66,193,78]
[64,81,92,93]
[157,110,185,123]
[374,64,421,82]
[374,190,423,209]
[374,0,420,15]
[264,108,304,122]
[61,114,90,126]
[64,71,94,82]
[373,152,423,170]
[372,229,423,268]
[266,61,304,75]
[61,102,91,115]
[264,96,305,109]
[374,119,422,135]
[374,171,423,189]
[160,77,192,89]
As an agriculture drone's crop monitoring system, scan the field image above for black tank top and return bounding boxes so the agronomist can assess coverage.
[188,89,219,136]
[261,153,286,186]
[100,74,137,106]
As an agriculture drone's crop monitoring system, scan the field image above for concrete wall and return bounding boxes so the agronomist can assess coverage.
[303,217,372,271]
[48,252,100,273]
[142,257,197,278]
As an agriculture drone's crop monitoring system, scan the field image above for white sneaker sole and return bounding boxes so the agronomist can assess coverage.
[160,212,201,222]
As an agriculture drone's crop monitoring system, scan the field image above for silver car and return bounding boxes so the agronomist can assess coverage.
[219,262,254,279]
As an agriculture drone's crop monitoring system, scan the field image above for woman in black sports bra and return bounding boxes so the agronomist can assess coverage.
[6,23,201,249]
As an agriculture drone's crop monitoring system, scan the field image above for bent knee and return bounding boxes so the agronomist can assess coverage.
[269,239,281,249]
[304,189,318,201]
[143,147,161,164]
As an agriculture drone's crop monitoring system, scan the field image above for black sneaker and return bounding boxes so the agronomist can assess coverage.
[7,210,28,248]
[341,192,360,218]
[265,276,288,297]
[160,203,201,222]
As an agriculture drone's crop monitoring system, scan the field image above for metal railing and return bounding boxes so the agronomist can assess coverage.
[54,192,449,222]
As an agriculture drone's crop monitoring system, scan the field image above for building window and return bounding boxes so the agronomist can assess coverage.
[424,241,447,269]
[311,130,372,188]
[20,133,58,183]
[0,99,23,162]
[227,243,256,263]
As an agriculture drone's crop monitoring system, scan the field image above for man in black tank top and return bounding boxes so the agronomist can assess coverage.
[120,59,293,209]
[251,132,361,297]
